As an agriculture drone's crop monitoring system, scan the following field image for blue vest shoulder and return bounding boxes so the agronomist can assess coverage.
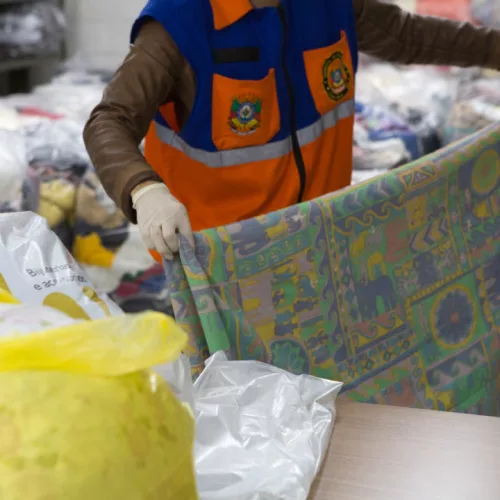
[131,0,211,64]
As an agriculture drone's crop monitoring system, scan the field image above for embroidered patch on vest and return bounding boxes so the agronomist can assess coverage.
[228,94,262,135]
[322,51,350,101]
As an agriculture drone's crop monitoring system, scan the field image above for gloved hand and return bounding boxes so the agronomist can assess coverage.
[132,182,194,260]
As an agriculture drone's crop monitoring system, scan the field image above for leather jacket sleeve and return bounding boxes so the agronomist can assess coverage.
[83,21,190,222]
[353,0,500,68]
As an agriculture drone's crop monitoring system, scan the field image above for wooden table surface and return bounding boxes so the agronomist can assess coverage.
[310,402,500,500]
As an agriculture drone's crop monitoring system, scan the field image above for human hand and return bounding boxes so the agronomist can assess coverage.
[132,183,194,259]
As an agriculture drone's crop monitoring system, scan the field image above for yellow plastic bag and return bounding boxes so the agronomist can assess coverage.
[0,300,198,500]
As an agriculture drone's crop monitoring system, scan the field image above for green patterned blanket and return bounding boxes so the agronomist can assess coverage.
[165,123,500,416]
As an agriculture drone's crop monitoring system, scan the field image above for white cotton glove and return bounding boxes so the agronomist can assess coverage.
[132,183,194,260]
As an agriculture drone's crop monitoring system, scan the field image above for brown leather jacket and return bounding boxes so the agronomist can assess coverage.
[84,0,500,222]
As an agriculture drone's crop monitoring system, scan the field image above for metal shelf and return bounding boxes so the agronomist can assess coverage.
[0,55,61,73]
[0,0,64,94]
[0,0,39,4]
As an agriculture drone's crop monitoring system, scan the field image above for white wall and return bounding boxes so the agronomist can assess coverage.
[65,0,419,70]
[66,0,145,69]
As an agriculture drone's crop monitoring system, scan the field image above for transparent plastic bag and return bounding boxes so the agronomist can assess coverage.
[0,126,43,216]
[54,54,115,85]
[155,353,195,414]
[0,104,23,131]
[194,352,342,500]
[0,129,28,212]
[0,293,198,500]
[32,80,106,125]
[29,159,88,248]
[23,118,89,168]
[2,63,106,125]
[22,168,41,214]
[18,116,92,248]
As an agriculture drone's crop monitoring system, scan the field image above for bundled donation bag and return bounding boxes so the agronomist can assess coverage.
[0,211,121,319]
[0,290,198,500]
[0,212,198,499]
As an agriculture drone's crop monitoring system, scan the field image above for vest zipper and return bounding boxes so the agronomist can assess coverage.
[277,3,306,204]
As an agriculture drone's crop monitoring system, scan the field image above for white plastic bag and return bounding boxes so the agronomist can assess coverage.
[194,352,342,500]
[0,302,76,339]
[0,211,122,319]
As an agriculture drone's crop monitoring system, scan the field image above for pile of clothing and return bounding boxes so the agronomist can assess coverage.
[351,62,459,184]
[471,0,500,28]
[0,53,499,314]
[444,72,500,144]
[0,65,167,315]
[349,0,500,185]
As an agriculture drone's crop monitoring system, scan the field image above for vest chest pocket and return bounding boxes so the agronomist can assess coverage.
[212,69,280,151]
[303,31,354,117]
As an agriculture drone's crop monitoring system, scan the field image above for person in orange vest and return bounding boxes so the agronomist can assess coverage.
[84,0,500,261]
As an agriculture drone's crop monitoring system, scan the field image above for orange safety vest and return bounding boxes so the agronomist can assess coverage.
[132,0,358,233]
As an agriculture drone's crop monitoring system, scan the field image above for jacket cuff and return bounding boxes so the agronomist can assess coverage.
[121,170,164,224]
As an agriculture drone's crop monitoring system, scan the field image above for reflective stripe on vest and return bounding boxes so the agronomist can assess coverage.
[154,98,355,168]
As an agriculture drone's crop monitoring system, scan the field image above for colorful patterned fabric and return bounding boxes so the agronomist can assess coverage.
[165,123,500,416]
